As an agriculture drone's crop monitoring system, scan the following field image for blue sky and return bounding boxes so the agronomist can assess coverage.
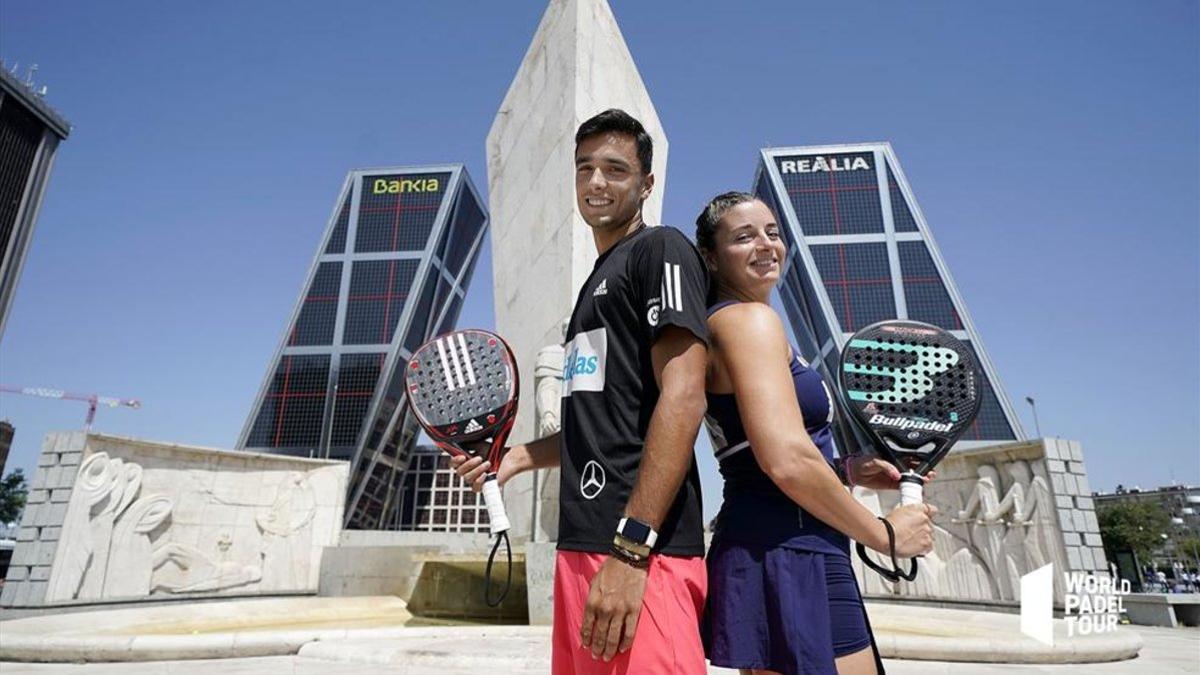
[1,1,1197,520]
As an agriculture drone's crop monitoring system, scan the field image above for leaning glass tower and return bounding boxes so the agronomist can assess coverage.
[238,166,488,529]
[754,144,1024,447]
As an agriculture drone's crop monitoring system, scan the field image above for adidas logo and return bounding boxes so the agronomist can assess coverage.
[464,418,482,433]
[593,279,608,297]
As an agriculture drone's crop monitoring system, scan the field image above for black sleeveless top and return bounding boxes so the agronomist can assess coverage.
[704,300,849,556]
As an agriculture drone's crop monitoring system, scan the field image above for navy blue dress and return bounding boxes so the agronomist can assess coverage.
[701,301,882,674]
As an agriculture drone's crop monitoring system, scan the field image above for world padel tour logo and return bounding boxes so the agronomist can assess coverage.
[779,156,871,174]
[1020,564,1129,645]
[561,328,606,396]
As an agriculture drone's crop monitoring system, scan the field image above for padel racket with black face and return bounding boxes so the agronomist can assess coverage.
[405,329,519,605]
[838,319,982,581]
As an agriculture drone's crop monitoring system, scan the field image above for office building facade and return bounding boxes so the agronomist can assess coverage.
[395,445,490,533]
[238,166,488,530]
[0,66,70,341]
[754,144,1024,448]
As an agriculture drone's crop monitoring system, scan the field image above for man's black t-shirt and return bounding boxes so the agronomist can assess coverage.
[557,225,709,556]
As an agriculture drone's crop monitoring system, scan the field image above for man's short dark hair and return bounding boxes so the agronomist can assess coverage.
[575,108,653,175]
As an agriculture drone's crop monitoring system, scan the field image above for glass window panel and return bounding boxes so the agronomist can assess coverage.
[429,275,458,336]
[775,152,882,236]
[354,172,451,253]
[394,448,488,532]
[330,352,385,447]
[0,100,44,262]
[402,268,440,352]
[361,365,409,457]
[960,342,1018,441]
[246,354,330,449]
[344,259,420,345]
[777,261,823,364]
[457,233,483,291]
[444,189,486,276]
[887,164,919,233]
[324,193,352,254]
[810,243,896,332]
[289,262,341,346]
[435,290,464,336]
[897,241,962,330]
[800,266,833,348]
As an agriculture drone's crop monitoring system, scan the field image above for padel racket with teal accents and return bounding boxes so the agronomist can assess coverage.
[838,320,982,581]
[405,329,519,606]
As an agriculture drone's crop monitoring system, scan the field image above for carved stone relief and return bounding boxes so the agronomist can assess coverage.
[854,447,1075,604]
[46,453,175,602]
[42,444,341,603]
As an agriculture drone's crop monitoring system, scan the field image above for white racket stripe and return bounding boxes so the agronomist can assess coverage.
[457,333,477,385]
[435,339,456,391]
[445,337,467,389]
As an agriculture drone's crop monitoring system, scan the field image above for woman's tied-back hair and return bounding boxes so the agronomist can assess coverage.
[694,191,760,253]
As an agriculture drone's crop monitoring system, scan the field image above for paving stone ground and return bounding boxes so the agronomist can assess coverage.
[0,625,1195,674]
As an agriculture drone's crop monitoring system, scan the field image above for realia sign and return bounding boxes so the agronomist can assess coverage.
[779,156,871,174]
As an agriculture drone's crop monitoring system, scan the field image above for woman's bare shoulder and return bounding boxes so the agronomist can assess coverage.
[708,302,784,341]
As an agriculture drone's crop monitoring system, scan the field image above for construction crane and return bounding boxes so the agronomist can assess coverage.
[0,385,141,431]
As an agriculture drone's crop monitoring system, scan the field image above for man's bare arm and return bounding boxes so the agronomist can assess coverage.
[580,326,707,662]
[623,326,708,528]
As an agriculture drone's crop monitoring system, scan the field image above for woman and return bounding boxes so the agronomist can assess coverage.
[696,191,935,675]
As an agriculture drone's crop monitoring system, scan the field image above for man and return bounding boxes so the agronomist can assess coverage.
[453,108,710,674]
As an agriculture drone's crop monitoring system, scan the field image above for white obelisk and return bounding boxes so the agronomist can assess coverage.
[487,0,668,545]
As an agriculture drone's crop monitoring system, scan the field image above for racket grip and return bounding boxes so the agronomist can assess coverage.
[899,477,924,506]
[482,475,510,535]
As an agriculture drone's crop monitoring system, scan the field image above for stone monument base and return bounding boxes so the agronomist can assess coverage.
[524,540,556,625]
[320,530,527,624]
[3,432,347,608]
[0,600,1142,665]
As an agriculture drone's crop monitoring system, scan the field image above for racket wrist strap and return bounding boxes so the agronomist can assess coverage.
[856,516,919,583]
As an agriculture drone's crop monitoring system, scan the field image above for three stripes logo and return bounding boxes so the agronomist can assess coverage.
[434,334,477,391]
[593,279,608,297]
[660,262,684,313]
[648,262,684,327]
[463,418,482,434]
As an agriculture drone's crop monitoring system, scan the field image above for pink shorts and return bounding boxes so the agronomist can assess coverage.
[551,549,707,675]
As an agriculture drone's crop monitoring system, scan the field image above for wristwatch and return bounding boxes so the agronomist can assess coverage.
[616,516,658,549]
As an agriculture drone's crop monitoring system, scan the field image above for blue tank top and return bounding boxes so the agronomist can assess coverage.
[704,300,850,556]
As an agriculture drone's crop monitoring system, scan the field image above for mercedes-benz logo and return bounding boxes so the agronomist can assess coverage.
[579,460,606,500]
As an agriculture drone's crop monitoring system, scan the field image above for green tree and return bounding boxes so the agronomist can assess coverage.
[1097,500,1170,562]
[1175,535,1200,568]
[0,468,27,524]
